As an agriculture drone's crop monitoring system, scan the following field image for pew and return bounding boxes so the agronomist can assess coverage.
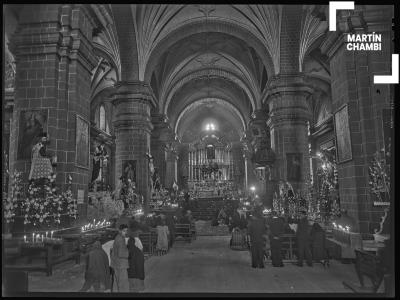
[175,224,192,242]
[342,249,385,293]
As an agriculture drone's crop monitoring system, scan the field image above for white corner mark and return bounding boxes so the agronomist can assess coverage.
[329,1,355,31]
[374,54,399,84]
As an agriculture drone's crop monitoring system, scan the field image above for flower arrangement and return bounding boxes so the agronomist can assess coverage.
[63,175,77,219]
[103,191,124,220]
[23,174,62,226]
[3,171,23,224]
[368,148,390,205]
[316,150,339,221]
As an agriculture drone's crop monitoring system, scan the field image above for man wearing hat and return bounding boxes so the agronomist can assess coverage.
[247,206,267,268]
[296,209,313,267]
[268,211,285,267]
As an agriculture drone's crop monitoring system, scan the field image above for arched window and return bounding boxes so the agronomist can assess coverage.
[99,104,106,131]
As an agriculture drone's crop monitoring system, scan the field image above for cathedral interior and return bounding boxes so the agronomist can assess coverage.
[2,4,395,295]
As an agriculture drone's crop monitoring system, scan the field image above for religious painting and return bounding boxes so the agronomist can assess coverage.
[334,105,352,163]
[286,153,302,181]
[75,114,90,168]
[122,160,136,184]
[206,145,215,159]
[17,109,48,160]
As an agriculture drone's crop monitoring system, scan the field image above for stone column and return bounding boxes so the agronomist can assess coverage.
[150,114,169,187]
[112,81,155,213]
[266,75,313,196]
[9,4,97,218]
[165,147,178,189]
[320,6,393,233]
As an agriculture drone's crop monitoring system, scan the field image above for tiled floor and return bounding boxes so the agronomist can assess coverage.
[27,235,366,294]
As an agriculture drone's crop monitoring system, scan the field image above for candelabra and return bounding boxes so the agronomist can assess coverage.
[81,219,111,233]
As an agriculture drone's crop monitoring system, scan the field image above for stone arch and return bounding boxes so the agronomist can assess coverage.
[174,98,247,136]
[143,18,276,84]
[163,68,257,115]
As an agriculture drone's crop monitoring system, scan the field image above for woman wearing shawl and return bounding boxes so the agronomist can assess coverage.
[127,229,145,292]
[80,241,111,292]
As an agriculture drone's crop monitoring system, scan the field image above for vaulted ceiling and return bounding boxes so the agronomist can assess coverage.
[4,4,331,143]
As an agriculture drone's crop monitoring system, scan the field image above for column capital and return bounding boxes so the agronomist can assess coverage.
[112,81,157,108]
[264,74,314,103]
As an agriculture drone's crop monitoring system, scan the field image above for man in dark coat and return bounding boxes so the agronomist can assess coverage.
[127,229,145,292]
[165,213,176,248]
[247,207,266,268]
[310,222,326,261]
[80,240,111,292]
[268,211,285,267]
[296,210,313,267]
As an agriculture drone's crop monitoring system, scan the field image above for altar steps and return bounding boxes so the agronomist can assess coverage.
[190,198,238,221]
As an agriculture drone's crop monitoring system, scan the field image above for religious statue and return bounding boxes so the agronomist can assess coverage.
[91,142,108,183]
[28,133,54,181]
[146,151,155,192]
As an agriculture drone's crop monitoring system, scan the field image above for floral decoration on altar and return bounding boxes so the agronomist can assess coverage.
[3,171,23,225]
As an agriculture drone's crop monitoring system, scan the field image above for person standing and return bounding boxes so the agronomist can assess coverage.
[79,241,111,292]
[156,218,170,255]
[111,224,130,292]
[268,211,285,267]
[247,207,266,268]
[296,210,313,267]
[127,229,145,292]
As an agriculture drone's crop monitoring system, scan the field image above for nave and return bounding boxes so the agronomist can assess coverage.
[28,235,361,294]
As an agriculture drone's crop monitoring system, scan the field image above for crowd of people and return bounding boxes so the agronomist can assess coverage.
[227,205,329,269]
[79,205,198,293]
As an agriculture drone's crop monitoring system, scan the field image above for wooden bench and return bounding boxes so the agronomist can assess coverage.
[175,224,192,242]
[343,249,385,293]
[139,232,156,255]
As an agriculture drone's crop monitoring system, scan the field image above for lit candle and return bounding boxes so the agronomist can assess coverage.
[36,234,40,243]
[32,233,35,243]
[42,234,44,242]
[45,231,48,238]
[24,235,27,243]
[51,231,54,239]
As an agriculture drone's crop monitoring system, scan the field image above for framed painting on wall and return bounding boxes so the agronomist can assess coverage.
[17,109,49,160]
[286,153,302,181]
[76,114,90,168]
[334,105,352,163]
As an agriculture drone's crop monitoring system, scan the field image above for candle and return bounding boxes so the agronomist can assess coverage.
[36,234,40,243]
[42,234,44,242]
[46,232,48,238]
[32,233,35,243]
[24,235,27,243]
[51,231,54,239]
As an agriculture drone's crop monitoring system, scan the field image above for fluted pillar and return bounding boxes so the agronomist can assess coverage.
[112,81,155,213]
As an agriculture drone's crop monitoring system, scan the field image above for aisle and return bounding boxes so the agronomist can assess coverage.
[143,236,359,293]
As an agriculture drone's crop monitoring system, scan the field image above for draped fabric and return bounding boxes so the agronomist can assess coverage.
[85,241,111,290]
[127,237,145,280]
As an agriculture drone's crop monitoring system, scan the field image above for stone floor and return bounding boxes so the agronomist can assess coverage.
[27,235,368,294]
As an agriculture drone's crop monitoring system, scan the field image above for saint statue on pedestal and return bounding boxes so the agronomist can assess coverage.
[28,133,53,181]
